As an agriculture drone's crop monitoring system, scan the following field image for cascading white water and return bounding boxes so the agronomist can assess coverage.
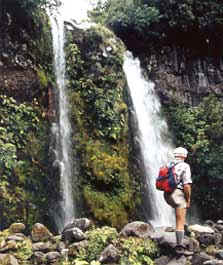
[123,51,175,227]
[50,13,74,232]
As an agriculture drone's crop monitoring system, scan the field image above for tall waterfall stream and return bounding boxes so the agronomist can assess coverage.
[49,0,96,232]
[123,51,175,227]
[50,13,75,232]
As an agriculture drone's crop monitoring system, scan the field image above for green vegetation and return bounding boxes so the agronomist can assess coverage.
[65,226,158,265]
[90,0,160,35]
[76,226,118,262]
[0,95,51,229]
[164,94,223,220]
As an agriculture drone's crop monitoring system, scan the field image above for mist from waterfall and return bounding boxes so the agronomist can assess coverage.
[123,51,175,227]
[50,13,74,232]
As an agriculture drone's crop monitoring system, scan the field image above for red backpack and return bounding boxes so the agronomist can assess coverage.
[156,162,178,193]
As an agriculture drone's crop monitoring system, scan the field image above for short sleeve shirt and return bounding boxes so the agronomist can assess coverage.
[173,159,192,189]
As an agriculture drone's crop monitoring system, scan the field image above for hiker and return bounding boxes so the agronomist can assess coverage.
[164,147,192,254]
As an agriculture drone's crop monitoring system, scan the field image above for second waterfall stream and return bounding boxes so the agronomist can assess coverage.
[123,51,175,227]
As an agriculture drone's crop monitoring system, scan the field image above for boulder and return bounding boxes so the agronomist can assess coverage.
[99,244,120,264]
[68,240,89,257]
[45,251,61,263]
[31,251,45,264]
[216,250,223,260]
[9,223,26,234]
[32,242,52,252]
[0,254,19,265]
[189,224,215,234]
[166,255,187,265]
[119,221,155,239]
[0,240,17,253]
[62,218,92,232]
[188,237,200,253]
[215,225,223,232]
[203,260,223,264]
[62,227,86,244]
[191,252,214,265]
[198,233,219,247]
[154,255,171,265]
[31,223,53,242]
[7,235,25,242]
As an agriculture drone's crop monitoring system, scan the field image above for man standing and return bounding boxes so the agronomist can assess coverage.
[164,147,192,254]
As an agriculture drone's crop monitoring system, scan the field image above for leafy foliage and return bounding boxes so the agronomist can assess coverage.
[82,226,118,262]
[90,0,160,37]
[91,0,223,53]
[119,237,158,265]
[0,95,50,229]
[164,94,223,220]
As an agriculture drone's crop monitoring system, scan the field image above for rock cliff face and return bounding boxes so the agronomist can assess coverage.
[139,44,223,105]
[0,7,55,230]
[0,9,52,104]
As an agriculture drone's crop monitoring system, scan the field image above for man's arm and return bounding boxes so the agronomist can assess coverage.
[184,184,191,208]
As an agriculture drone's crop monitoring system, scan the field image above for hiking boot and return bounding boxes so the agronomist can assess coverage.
[175,245,193,256]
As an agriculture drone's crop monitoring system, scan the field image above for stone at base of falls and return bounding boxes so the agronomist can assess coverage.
[119,221,155,238]
[154,255,188,265]
[62,218,92,233]
[9,223,26,234]
[154,255,171,265]
[0,254,19,265]
[45,251,61,263]
[167,255,187,265]
[191,252,216,265]
[99,244,120,264]
[31,223,53,242]
[62,227,86,244]
[189,224,215,234]
[32,242,52,252]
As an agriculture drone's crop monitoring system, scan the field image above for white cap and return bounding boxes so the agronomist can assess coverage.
[173,147,188,158]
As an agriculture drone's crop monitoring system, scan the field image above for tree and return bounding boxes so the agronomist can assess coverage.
[165,94,223,220]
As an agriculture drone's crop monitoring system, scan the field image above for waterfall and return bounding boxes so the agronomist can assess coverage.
[123,51,175,227]
[50,13,75,232]
[49,0,96,232]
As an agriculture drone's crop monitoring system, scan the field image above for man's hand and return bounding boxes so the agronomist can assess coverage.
[184,184,191,209]
[186,200,190,208]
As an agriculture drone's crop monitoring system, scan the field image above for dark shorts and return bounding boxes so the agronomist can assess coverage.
[164,188,187,209]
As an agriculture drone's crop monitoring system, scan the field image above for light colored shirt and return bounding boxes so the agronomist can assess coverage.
[173,159,192,189]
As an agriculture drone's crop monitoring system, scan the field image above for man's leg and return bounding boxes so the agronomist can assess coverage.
[175,207,186,246]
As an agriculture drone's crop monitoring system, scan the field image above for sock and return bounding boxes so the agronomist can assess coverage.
[176,230,184,246]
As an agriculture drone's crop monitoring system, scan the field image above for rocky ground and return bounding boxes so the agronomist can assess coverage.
[1,218,223,265]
